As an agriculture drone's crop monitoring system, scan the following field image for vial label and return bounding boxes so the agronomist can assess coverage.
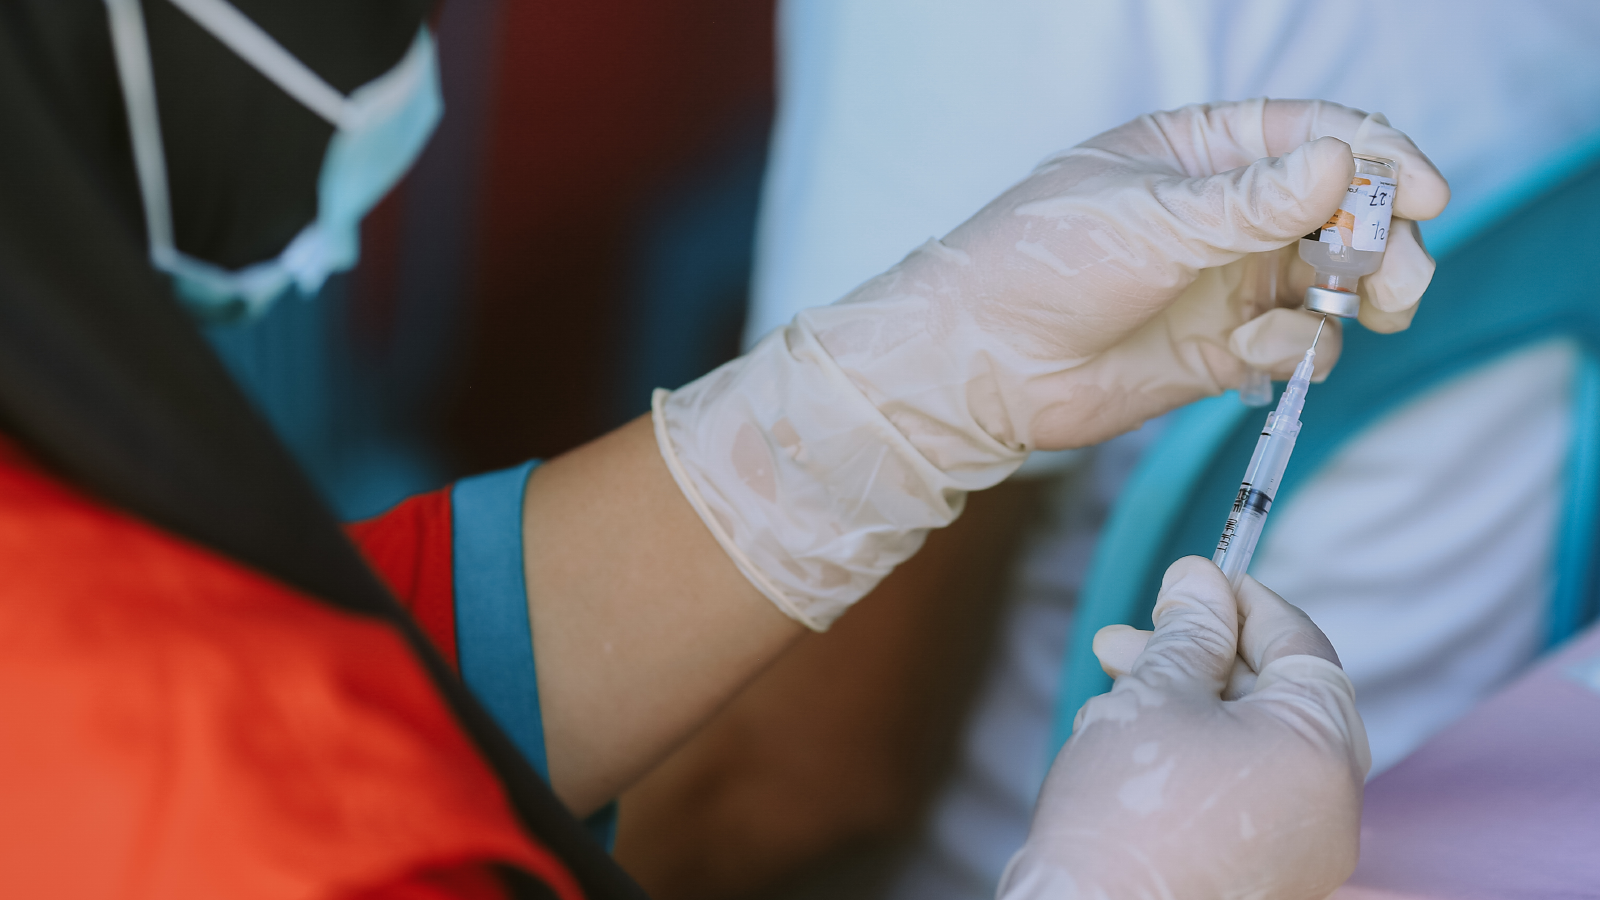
[1304,172,1397,252]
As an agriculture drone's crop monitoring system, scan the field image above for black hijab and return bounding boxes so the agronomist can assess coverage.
[0,2,645,896]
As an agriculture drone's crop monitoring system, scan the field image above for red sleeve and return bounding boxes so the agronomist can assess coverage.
[347,488,459,670]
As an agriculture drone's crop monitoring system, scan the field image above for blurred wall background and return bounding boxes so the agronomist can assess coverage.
[209,0,775,518]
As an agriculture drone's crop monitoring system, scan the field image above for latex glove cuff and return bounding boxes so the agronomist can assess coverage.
[653,309,1026,630]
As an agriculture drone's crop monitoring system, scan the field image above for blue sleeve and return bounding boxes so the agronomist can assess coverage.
[451,460,617,848]
[452,460,548,778]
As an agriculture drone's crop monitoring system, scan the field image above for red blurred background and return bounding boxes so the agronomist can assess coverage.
[346,0,775,485]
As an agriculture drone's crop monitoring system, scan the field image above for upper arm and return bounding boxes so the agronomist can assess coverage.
[346,463,557,790]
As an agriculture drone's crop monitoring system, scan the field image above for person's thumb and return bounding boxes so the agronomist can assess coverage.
[1165,136,1354,269]
[1128,556,1241,696]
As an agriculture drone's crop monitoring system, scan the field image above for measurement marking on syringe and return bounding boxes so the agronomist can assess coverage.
[1217,485,1249,551]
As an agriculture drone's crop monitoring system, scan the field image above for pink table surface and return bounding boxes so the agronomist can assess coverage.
[1333,623,1600,900]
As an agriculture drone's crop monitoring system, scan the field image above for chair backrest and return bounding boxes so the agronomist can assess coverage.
[1049,141,1600,758]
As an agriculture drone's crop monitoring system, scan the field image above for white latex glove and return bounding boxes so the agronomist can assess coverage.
[656,99,1449,628]
[997,557,1371,900]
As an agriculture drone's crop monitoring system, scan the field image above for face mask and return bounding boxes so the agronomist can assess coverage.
[103,0,442,321]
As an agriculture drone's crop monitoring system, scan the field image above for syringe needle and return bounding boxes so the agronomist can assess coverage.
[1310,315,1327,352]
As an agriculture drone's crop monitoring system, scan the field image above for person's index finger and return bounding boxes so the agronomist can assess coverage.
[1078,98,1447,229]
[1234,575,1340,675]
[1393,166,1451,222]
[1245,653,1373,779]
[1080,100,1273,178]
[1261,99,1450,221]
[1350,116,1451,221]
[1128,556,1241,696]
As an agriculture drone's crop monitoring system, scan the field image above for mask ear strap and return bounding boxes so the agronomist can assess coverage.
[103,0,178,271]
[164,0,349,126]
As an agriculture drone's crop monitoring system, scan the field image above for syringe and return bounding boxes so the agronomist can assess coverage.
[1213,318,1326,588]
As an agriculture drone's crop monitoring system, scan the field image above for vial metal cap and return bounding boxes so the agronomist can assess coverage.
[1304,286,1361,318]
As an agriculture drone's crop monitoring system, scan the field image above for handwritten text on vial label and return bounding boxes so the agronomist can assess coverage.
[1309,174,1397,252]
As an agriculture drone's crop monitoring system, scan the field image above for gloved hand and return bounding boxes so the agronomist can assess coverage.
[997,557,1370,900]
[863,98,1446,451]
[656,99,1449,629]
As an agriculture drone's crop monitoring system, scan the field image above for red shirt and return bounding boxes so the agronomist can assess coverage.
[0,442,580,899]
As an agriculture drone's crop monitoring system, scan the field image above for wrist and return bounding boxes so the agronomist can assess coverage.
[653,293,1027,630]
[803,238,1046,459]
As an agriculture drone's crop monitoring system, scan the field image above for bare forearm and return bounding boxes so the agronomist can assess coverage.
[521,414,803,816]
[614,480,1044,899]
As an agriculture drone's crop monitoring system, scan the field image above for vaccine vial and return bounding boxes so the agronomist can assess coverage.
[1299,153,1398,318]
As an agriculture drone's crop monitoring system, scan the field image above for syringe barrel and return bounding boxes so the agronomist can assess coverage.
[1212,424,1299,587]
[1217,506,1268,588]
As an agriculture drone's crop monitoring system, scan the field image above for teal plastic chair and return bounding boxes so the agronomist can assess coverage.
[1049,136,1600,757]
